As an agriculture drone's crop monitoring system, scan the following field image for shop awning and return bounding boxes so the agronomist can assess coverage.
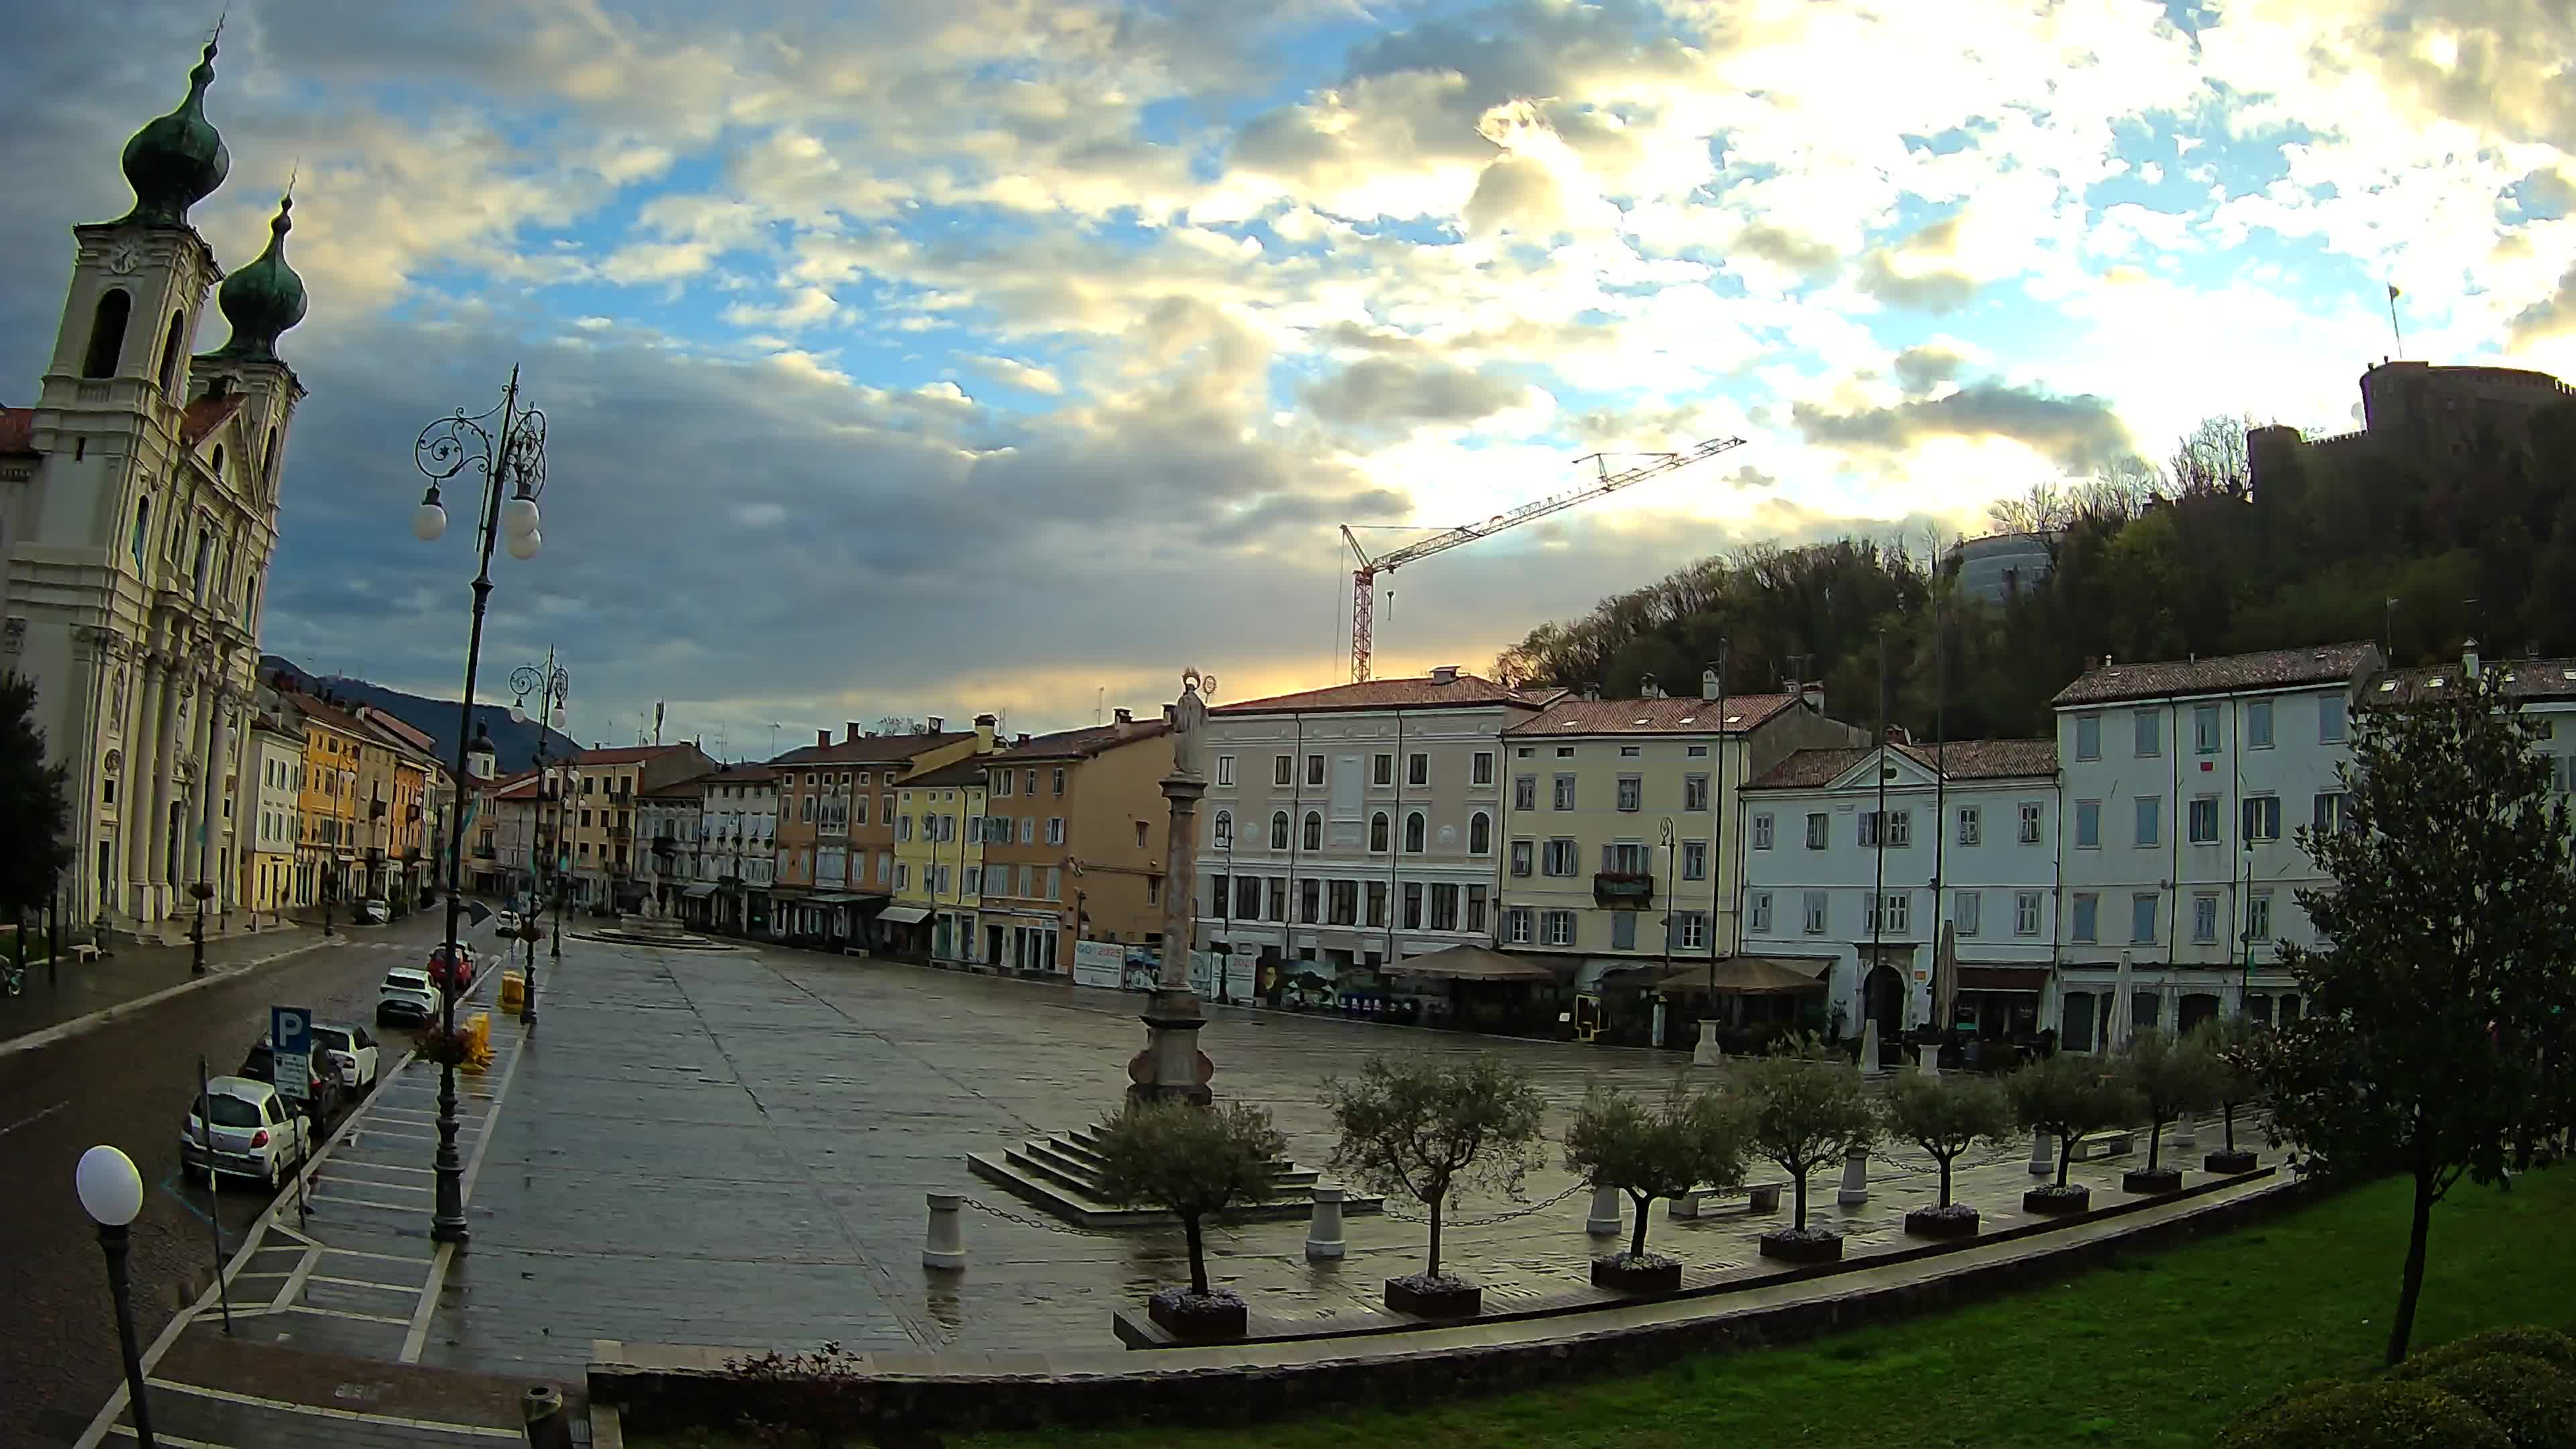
[1386,945,1557,983]
[878,904,932,925]
[1654,956,1831,995]
[682,883,717,899]
[1955,965,2049,994]
[806,892,884,906]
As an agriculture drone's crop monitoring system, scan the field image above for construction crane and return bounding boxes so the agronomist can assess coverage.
[1339,435,1748,682]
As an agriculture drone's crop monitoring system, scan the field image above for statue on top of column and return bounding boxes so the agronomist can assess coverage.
[1169,669,1215,780]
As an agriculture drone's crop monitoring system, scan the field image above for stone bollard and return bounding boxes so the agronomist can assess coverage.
[521,1385,574,1449]
[2028,1128,2055,1176]
[1586,1185,1623,1236]
[1693,1019,1723,1067]
[923,1192,966,1271]
[1836,1147,1870,1207]
[1859,1020,1885,1076]
[1916,1044,1940,1077]
[1305,1185,1347,1260]
[2173,1115,2199,1150]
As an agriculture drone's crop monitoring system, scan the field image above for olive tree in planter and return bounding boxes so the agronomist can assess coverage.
[2116,1026,2224,1193]
[1091,1097,1287,1341]
[1562,1078,1750,1293]
[2198,1016,2265,1174]
[2006,1051,2140,1214]
[1732,1037,1881,1265]
[1884,1070,2017,1238]
[1323,1053,1546,1318]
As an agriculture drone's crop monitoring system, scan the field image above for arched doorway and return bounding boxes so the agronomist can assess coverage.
[1862,963,1904,1053]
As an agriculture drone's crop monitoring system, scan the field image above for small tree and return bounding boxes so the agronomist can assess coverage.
[1729,1036,1882,1232]
[2008,1051,2139,1187]
[2116,1027,2225,1174]
[1091,1098,1286,1297]
[2198,1016,2265,1160]
[0,674,75,921]
[1884,1071,2016,1208]
[1563,1079,1750,1261]
[2261,666,2576,1364]
[1323,1055,1546,1283]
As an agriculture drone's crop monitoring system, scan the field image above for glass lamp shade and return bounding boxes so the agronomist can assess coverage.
[76,1144,144,1226]
[412,499,448,542]
[502,495,541,539]
[549,706,566,729]
[506,528,541,561]
[511,703,529,725]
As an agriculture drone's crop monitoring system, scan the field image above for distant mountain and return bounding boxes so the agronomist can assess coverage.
[260,655,581,775]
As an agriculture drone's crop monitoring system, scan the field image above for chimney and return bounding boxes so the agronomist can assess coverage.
[1801,684,1825,714]
[1016,733,1032,746]
[2084,655,2100,674]
[2463,638,2481,678]
[1640,672,1660,699]
[927,716,945,734]
[1113,706,1134,735]
[974,712,998,750]
[816,729,830,748]
[846,721,862,743]
[1887,724,1911,746]
[1428,664,1461,685]
[1701,669,1721,702]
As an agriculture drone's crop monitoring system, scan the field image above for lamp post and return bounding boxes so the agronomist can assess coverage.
[76,1145,156,1448]
[511,655,569,1027]
[411,366,548,1247]
[548,767,577,980]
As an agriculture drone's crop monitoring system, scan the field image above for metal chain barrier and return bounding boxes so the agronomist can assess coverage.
[1378,1179,1589,1228]
[960,1196,1104,1236]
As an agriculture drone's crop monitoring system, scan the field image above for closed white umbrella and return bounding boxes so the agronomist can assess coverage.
[2112,950,2135,1052]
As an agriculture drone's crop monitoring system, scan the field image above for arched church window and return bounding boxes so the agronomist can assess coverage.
[211,443,225,478]
[264,427,278,482]
[130,496,151,571]
[158,311,186,396]
[83,290,131,378]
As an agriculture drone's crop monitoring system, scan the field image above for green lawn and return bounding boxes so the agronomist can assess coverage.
[643,1169,2575,1449]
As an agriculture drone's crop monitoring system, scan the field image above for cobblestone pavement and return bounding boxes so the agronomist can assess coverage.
[1,920,332,1049]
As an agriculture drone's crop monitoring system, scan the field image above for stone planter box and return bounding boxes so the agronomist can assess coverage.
[2123,1167,2185,1195]
[2023,1184,2092,1215]
[1756,1228,1844,1265]
[1589,1254,1683,1293]
[1902,1205,1982,1240]
[1385,1275,1482,1318]
[1146,1288,1246,1341]
[2204,1148,2260,1175]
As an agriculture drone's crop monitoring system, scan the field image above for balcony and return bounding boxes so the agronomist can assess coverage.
[1593,871,1654,908]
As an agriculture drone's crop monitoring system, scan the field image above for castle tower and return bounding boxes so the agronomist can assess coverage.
[1,36,310,930]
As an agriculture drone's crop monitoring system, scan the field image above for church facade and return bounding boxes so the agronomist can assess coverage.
[0,36,311,930]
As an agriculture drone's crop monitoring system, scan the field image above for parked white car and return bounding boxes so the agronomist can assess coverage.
[180,1076,311,1189]
[376,967,439,1027]
[360,897,392,924]
[493,910,523,936]
[309,1022,380,1091]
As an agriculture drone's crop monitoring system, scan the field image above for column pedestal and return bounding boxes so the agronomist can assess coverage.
[1692,1018,1723,1067]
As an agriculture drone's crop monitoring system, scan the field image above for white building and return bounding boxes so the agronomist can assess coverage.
[2050,642,2382,1050]
[244,710,305,914]
[639,776,704,913]
[1194,669,1556,982]
[1,40,309,929]
[698,761,775,932]
[1740,737,2059,1046]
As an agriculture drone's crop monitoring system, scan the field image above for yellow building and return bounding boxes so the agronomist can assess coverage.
[890,757,988,962]
[287,692,372,907]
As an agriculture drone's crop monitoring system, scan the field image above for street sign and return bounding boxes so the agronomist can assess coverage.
[270,1005,313,1102]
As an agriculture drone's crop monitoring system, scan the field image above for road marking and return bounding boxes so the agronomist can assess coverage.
[321,1245,435,1265]
[270,1248,320,1311]
[142,1380,523,1438]
[401,1028,528,1364]
[279,1303,415,1326]
[309,1274,420,1293]
[109,1426,232,1448]
[0,1099,68,1137]
[314,1195,429,1215]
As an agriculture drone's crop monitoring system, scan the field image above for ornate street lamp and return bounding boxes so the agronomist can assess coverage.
[76,1145,156,1447]
[412,366,547,1246]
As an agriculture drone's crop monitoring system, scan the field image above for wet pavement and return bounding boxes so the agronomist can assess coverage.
[3,918,328,1048]
[1,908,478,1448]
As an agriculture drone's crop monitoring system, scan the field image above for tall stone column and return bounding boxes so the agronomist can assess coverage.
[125,657,165,913]
[194,689,230,903]
[146,663,187,917]
[1128,671,1215,1108]
[206,694,237,908]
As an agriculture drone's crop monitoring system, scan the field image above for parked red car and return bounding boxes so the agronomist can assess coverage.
[426,943,477,994]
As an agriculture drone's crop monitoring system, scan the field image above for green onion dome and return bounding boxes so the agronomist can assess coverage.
[117,40,230,228]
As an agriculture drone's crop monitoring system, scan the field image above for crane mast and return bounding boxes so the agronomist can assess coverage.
[1342,435,1747,681]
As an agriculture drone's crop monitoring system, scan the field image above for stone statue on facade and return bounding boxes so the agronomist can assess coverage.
[1169,668,1215,780]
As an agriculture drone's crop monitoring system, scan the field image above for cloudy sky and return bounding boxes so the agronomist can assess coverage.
[7,0,2572,753]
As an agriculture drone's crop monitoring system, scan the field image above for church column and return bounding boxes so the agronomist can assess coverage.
[194,685,229,901]
[148,667,192,912]
[136,657,177,915]
[181,670,215,892]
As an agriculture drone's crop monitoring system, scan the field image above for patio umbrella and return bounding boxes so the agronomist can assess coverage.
[2112,951,2134,1052]
[1933,921,1960,1034]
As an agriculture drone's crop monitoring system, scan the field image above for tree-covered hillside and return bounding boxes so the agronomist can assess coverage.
[1495,400,2576,741]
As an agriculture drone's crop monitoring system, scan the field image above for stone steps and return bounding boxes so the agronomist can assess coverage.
[967,1126,1378,1229]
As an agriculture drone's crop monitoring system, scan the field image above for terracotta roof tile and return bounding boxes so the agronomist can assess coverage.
[1507,694,1801,737]
[179,391,247,448]
[573,743,701,766]
[985,720,1173,761]
[767,732,977,767]
[2052,643,2381,706]
[1214,674,1550,715]
[2369,658,2576,706]
[1747,738,2057,790]
[0,407,32,455]
[902,757,994,788]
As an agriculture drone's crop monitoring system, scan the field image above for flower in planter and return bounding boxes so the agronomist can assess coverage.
[1564,1077,1750,1265]
[1324,1054,1546,1293]
[1091,1098,1285,1304]
[2006,1051,2141,1188]
[1884,1069,2015,1218]
[2114,1026,2224,1179]
[1730,1036,1881,1240]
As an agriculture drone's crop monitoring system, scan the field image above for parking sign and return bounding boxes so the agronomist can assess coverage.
[271,1005,313,1102]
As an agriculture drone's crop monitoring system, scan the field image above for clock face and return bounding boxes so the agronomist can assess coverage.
[107,244,142,276]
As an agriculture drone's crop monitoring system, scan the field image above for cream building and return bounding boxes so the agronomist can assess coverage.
[1497,680,1866,990]
[244,707,304,914]
[0,39,308,929]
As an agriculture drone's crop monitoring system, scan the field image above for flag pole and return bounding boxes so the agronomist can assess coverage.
[2387,284,2405,360]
